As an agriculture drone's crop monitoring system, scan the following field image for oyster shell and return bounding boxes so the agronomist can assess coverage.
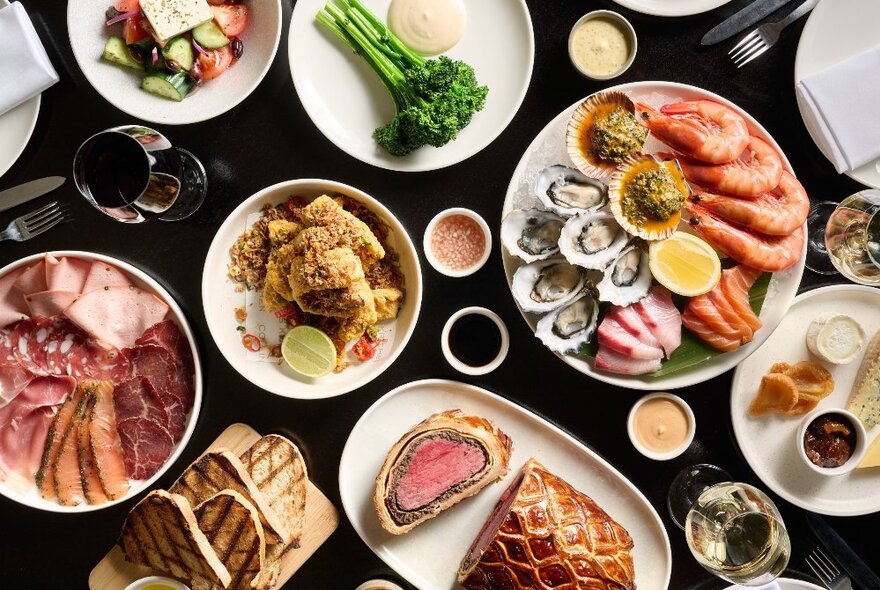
[566,91,648,179]
[609,155,689,241]
[558,211,628,270]
[597,242,651,306]
[501,208,565,263]
[535,292,599,354]
[534,165,608,217]
[511,259,585,313]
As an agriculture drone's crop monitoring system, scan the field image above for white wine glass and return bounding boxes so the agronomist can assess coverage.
[821,189,880,285]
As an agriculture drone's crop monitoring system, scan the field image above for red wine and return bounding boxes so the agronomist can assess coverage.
[80,132,150,209]
[449,313,502,367]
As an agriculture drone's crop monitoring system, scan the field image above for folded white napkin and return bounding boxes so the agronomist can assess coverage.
[0,2,59,117]
[797,44,880,174]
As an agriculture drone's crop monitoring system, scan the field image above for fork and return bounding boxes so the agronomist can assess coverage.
[806,546,854,590]
[0,202,67,242]
[730,0,820,68]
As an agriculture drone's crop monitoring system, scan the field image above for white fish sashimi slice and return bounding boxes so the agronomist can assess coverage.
[594,346,661,375]
[597,317,664,360]
[608,305,663,351]
[633,287,682,357]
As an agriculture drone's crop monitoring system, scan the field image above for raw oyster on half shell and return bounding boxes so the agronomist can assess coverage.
[534,165,608,217]
[597,242,651,306]
[511,258,585,313]
[558,211,628,270]
[535,292,599,354]
[501,208,565,263]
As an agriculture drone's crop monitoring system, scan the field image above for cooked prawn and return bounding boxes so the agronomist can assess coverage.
[686,202,804,271]
[677,136,784,198]
[689,171,809,236]
[636,100,749,164]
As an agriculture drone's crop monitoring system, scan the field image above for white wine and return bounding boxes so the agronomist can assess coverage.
[685,483,790,586]
[825,190,880,285]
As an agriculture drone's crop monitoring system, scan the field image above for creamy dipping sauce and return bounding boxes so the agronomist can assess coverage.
[570,17,632,77]
[388,0,467,56]
[633,398,690,453]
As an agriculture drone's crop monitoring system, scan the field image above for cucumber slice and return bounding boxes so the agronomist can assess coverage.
[161,37,195,71]
[102,36,143,70]
[141,70,193,101]
[192,21,229,49]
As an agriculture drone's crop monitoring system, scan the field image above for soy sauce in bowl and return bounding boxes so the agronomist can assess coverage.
[441,307,509,375]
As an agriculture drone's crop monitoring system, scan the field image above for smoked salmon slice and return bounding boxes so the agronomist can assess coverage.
[54,391,88,506]
[77,392,108,505]
[89,381,130,500]
[35,386,84,501]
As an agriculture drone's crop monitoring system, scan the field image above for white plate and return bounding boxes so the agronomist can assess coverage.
[202,179,422,399]
[0,0,40,179]
[502,81,806,390]
[288,0,534,172]
[724,578,824,590]
[0,251,202,513]
[794,0,880,188]
[67,0,281,125]
[339,379,672,590]
[608,0,733,17]
[731,285,880,516]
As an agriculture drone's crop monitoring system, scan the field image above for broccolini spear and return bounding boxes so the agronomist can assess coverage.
[316,0,488,156]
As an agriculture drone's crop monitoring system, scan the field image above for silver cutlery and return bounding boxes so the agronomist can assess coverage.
[807,546,854,590]
[730,0,820,68]
[0,201,67,242]
[0,176,65,214]
[807,512,880,590]
[702,0,796,46]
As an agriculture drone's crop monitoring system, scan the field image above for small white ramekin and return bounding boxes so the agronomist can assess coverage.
[797,407,867,476]
[627,392,696,461]
[441,307,509,376]
[123,576,189,590]
[355,580,405,590]
[423,208,492,278]
[568,10,638,81]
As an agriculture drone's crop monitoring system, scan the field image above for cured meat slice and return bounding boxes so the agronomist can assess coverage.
[24,290,79,318]
[12,261,47,295]
[135,320,195,378]
[458,459,635,590]
[597,316,664,360]
[67,340,131,383]
[125,344,192,440]
[633,287,682,357]
[45,256,91,293]
[116,416,174,480]
[53,391,89,506]
[10,318,48,374]
[90,380,130,499]
[36,385,83,501]
[374,410,512,535]
[114,377,170,430]
[64,286,169,349]
[81,260,133,293]
[0,325,17,364]
[608,305,663,351]
[0,364,32,406]
[0,268,29,328]
[595,345,661,375]
[77,390,108,505]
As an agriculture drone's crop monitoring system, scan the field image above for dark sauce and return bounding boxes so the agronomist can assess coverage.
[79,133,150,209]
[803,413,857,468]
[449,314,501,367]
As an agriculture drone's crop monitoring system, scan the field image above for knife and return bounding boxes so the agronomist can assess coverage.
[701,0,797,46]
[0,176,65,214]
[807,513,880,590]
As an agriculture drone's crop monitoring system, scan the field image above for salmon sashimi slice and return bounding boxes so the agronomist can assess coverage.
[721,266,763,331]
[77,392,108,505]
[682,306,741,352]
[686,296,744,341]
[35,386,84,500]
[54,392,88,506]
[707,286,754,339]
[90,381,130,500]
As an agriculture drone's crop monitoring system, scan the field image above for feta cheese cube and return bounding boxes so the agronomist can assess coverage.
[140,0,214,44]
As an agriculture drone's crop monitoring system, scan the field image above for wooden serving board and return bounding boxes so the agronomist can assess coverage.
[89,423,339,590]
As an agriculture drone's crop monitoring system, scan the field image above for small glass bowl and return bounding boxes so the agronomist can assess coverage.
[123,576,189,590]
[627,392,696,461]
[441,306,509,376]
[568,10,638,81]
[796,407,867,476]
[423,208,492,278]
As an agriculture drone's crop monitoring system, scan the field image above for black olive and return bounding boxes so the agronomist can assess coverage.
[166,59,182,73]
[105,6,120,20]
[190,62,203,84]
[231,38,244,60]
[128,45,147,63]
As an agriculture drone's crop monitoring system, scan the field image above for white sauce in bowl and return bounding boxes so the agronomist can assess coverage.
[388,0,467,56]
[570,16,632,77]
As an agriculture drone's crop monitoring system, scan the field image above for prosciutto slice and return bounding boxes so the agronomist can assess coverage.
[44,256,91,293]
[64,286,169,349]
[0,364,32,407]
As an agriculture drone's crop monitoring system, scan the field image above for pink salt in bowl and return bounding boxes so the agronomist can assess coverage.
[424,208,492,277]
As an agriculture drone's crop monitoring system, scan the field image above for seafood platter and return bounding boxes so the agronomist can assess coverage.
[0,252,201,512]
[502,81,807,389]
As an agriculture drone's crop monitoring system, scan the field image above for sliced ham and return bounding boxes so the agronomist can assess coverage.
[116,417,174,480]
[12,261,47,295]
[64,286,169,349]
[114,377,170,430]
[0,268,29,328]
[597,317,664,360]
[633,287,682,357]
[24,290,80,318]
[608,306,663,351]
[135,320,195,378]
[81,261,132,293]
[124,345,190,440]
[0,364,32,407]
[594,346,661,375]
[90,381,130,499]
[45,256,91,293]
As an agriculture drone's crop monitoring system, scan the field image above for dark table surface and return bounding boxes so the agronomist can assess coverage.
[2,0,878,588]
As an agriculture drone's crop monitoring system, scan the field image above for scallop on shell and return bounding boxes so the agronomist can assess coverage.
[501,208,565,263]
[558,211,628,270]
[566,91,648,179]
[535,292,599,354]
[534,165,608,218]
[511,258,585,313]
[609,155,690,241]
[597,242,651,306]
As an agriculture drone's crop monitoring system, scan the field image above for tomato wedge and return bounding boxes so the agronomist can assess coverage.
[123,15,150,45]
[210,4,248,37]
[197,45,234,81]
[114,0,139,12]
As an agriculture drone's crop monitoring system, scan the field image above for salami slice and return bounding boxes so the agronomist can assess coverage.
[0,325,18,364]
[116,416,174,480]
[11,318,49,374]
[124,344,190,441]
[43,322,131,382]
[114,377,169,430]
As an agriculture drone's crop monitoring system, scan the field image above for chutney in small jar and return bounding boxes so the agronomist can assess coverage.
[803,413,857,468]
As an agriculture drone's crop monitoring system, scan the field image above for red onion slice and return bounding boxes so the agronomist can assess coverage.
[105,9,140,26]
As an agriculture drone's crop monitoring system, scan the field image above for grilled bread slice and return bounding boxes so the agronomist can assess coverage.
[194,490,266,590]
[239,435,308,549]
[169,450,290,546]
[119,490,231,589]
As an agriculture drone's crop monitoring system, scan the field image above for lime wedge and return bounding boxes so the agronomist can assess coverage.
[281,326,337,378]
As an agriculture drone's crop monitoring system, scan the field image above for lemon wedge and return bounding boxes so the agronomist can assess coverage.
[649,232,721,297]
[281,326,337,378]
